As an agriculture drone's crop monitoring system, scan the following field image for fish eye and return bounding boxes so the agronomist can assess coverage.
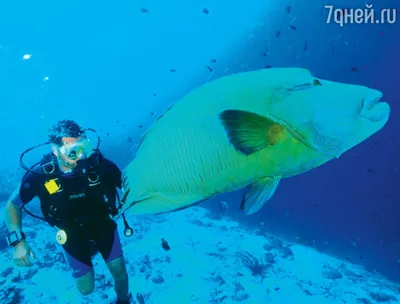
[312,79,322,86]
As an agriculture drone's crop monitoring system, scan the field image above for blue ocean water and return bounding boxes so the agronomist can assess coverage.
[0,0,399,303]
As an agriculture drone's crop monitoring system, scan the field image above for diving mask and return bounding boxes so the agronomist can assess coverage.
[58,138,94,160]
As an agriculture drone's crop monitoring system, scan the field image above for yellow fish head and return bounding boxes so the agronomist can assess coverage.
[262,68,390,158]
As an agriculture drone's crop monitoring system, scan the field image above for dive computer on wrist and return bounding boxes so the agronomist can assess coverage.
[6,231,26,247]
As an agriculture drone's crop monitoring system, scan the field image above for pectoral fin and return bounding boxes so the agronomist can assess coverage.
[219,110,285,155]
[240,176,281,215]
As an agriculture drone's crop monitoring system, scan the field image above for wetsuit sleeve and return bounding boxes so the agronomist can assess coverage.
[102,158,122,189]
[10,172,40,208]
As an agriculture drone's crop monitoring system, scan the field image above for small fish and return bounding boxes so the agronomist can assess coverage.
[304,41,308,51]
[140,8,149,13]
[116,120,120,123]
[153,92,157,96]
[289,24,296,31]
[276,31,281,38]
[350,67,358,72]
[202,8,209,14]
[170,69,176,72]
[211,59,217,63]
[122,124,126,127]
[265,65,272,69]
[106,132,110,136]
[286,6,291,14]
[150,112,155,116]
[138,125,143,128]
[127,136,133,143]
[262,46,269,56]
[332,47,335,53]
[161,238,171,251]
[219,200,229,212]
[336,34,342,42]
[207,66,213,72]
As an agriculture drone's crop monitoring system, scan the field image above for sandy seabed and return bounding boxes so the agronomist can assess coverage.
[0,207,399,304]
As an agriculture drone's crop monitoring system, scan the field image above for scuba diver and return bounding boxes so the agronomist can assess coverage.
[3,120,133,304]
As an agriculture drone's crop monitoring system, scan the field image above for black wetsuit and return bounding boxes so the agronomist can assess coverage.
[10,154,124,278]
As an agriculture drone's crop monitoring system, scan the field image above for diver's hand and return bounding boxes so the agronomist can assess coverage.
[13,240,36,267]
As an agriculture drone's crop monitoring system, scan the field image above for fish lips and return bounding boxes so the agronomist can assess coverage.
[360,95,390,122]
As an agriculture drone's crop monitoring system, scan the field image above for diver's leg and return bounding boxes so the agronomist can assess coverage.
[75,269,95,295]
[107,256,130,301]
[96,220,130,301]
[63,248,95,295]
[61,232,95,296]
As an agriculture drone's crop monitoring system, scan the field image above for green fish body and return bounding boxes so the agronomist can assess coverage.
[121,68,390,215]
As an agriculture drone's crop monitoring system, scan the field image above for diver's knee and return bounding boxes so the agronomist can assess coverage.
[77,283,95,296]
[76,270,95,296]
[111,265,128,281]
[115,269,129,281]
[107,256,128,280]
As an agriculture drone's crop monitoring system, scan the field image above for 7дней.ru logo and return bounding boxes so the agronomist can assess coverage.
[325,4,397,27]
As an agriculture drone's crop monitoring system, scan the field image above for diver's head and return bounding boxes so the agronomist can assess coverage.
[48,120,93,171]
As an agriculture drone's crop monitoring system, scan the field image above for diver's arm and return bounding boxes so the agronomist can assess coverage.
[4,175,37,235]
[4,182,36,266]
[4,200,23,233]
[5,197,36,266]
[4,185,27,234]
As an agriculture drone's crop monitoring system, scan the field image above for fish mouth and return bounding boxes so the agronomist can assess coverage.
[360,94,390,122]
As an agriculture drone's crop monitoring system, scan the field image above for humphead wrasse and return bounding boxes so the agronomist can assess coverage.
[120,68,390,216]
